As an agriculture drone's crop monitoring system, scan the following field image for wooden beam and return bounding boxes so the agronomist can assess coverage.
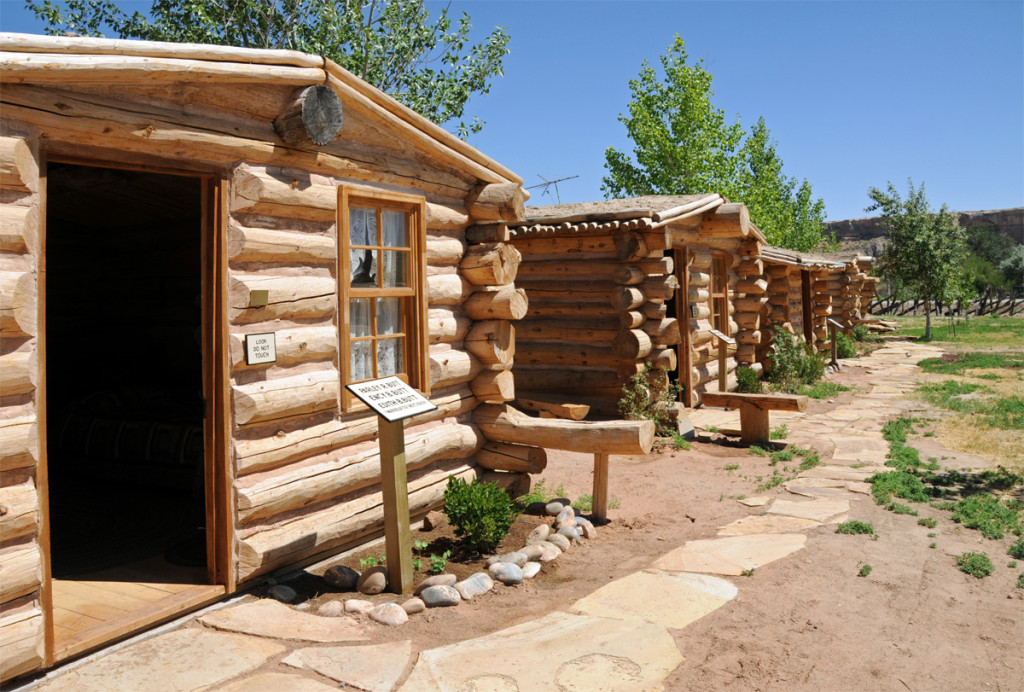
[473,404,653,454]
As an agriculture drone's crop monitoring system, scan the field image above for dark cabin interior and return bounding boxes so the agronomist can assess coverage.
[45,163,207,579]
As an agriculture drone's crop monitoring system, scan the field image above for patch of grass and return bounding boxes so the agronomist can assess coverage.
[917,352,1024,375]
[929,542,937,549]
[607,498,621,509]
[724,463,739,472]
[869,470,929,505]
[1010,560,1018,568]
[770,423,789,440]
[1009,538,1024,560]
[858,564,872,577]
[798,381,852,400]
[670,432,692,450]
[918,517,938,528]
[982,396,1024,430]
[949,494,1023,540]
[740,567,755,576]
[706,425,719,433]
[895,315,1024,348]
[836,521,875,535]
[769,449,794,465]
[955,551,994,578]
[887,502,919,516]
[572,494,593,512]
[756,469,789,492]
[918,380,987,412]
[748,446,767,457]
[1018,572,1024,589]
[798,451,821,471]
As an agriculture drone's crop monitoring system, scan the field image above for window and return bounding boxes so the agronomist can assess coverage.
[710,253,730,335]
[339,187,428,409]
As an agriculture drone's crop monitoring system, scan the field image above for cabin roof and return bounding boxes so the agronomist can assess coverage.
[760,245,847,269]
[0,32,522,186]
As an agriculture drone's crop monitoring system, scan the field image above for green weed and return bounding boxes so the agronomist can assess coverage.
[917,352,1024,375]
[859,564,872,577]
[428,550,451,574]
[949,494,1023,540]
[836,521,875,535]
[917,517,938,529]
[1008,538,1024,560]
[748,446,767,457]
[887,502,919,516]
[770,424,789,440]
[724,464,739,472]
[798,381,852,400]
[870,471,929,505]
[572,494,594,512]
[955,551,994,578]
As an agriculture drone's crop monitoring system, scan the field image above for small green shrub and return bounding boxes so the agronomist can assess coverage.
[887,502,919,516]
[736,366,763,394]
[618,362,683,436]
[955,551,994,578]
[1017,572,1024,589]
[770,423,789,440]
[917,517,937,529]
[769,449,794,465]
[950,494,1023,540]
[670,432,691,450]
[572,494,593,512]
[869,470,929,505]
[836,521,875,535]
[767,326,825,393]
[748,446,767,457]
[852,324,869,341]
[1009,538,1024,560]
[428,550,451,574]
[443,476,517,554]
[859,564,872,577]
[835,332,857,359]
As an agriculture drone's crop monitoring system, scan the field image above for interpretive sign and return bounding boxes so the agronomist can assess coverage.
[346,377,437,422]
[708,328,736,346]
[827,318,844,330]
[244,332,277,365]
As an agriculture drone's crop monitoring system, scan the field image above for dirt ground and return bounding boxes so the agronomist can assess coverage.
[285,357,1024,691]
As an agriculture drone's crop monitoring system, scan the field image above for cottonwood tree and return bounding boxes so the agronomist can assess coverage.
[867,180,971,340]
[602,36,832,252]
[28,0,510,137]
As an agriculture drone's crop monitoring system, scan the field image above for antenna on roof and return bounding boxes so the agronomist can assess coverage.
[525,174,579,204]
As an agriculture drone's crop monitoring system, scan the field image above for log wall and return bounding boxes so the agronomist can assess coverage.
[0,125,45,681]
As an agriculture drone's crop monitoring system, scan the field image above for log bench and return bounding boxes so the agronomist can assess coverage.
[473,404,654,520]
[699,392,808,444]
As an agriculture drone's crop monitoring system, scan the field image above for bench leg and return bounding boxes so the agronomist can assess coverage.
[739,404,769,444]
[592,453,609,522]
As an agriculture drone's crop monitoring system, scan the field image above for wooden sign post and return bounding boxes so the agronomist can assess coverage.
[708,328,736,391]
[346,377,437,594]
[827,318,844,369]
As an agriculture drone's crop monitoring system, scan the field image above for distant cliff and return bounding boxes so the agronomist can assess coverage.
[827,207,1023,256]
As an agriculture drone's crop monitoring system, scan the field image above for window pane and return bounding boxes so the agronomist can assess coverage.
[382,209,407,247]
[377,337,403,377]
[382,250,408,287]
[350,207,378,246]
[350,298,371,337]
[351,340,373,381]
[377,297,402,335]
[351,248,377,287]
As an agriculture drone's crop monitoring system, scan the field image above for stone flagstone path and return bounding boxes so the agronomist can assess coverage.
[24,341,944,692]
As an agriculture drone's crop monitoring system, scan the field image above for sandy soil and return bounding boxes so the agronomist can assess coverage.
[276,360,1024,691]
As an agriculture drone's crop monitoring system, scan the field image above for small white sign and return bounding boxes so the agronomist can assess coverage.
[708,328,736,346]
[347,377,438,422]
[827,318,844,330]
[245,332,277,365]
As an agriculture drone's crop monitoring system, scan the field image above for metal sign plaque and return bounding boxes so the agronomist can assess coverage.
[708,328,736,345]
[347,377,438,422]
[244,332,277,365]
[827,318,844,329]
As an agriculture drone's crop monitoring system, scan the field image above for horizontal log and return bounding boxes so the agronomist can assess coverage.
[425,201,469,231]
[610,286,646,311]
[463,285,528,320]
[766,264,791,279]
[232,369,339,427]
[474,404,654,454]
[466,183,525,222]
[688,270,710,288]
[511,366,625,398]
[646,347,678,372]
[0,544,41,604]
[0,271,35,338]
[613,329,653,359]
[0,597,43,681]
[236,422,482,524]
[0,136,35,192]
[613,230,646,260]
[735,329,762,345]
[475,441,547,473]
[0,482,37,543]
[642,274,679,300]
[692,359,738,387]
[516,279,613,303]
[736,258,764,277]
[734,296,768,313]
[699,203,750,238]
[510,234,619,260]
[229,325,336,370]
[465,222,509,244]
[470,368,515,403]
[234,386,475,475]
[428,307,470,343]
[423,233,465,266]
[687,288,710,303]
[640,228,671,252]
[514,318,618,344]
[524,302,621,320]
[464,320,514,366]
[735,312,761,330]
[460,242,520,286]
[736,343,758,364]
[430,348,482,389]
[0,417,37,473]
[427,273,473,306]
[516,342,623,369]
[702,391,807,412]
[736,278,768,295]
[813,304,833,316]
[0,349,36,398]
[641,302,667,320]
[622,310,645,329]
[515,394,590,421]
[689,304,712,321]
[768,292,789,307]
[613,265,644,286]
[688,249,712,269]
[642,318,682,345]
[0,205,37,255]
[230,164,335,221]
[227,224,334,264]
[228,273,335,324]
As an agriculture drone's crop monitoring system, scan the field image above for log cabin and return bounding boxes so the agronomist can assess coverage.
[506,195,769,411]
[0,33,540,680]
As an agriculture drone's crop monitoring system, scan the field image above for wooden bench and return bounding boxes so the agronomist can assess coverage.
[700,392,808,444]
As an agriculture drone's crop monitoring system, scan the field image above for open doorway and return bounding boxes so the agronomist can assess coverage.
[44,163,222,661]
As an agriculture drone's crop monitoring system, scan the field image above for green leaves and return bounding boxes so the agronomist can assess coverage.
[442,476,516,554]
[602,36,832,252]
[28,0,509,138]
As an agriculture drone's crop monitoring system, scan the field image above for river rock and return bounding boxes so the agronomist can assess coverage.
[525,524,551,545]
[522,562,541,579]
[401,598,426,615]
[579,520,597,539]
[344,599,374,615]
[537,542,562,562]
[421,510,445,531]
[545,501,564,516]
[556,506,576,525]
[519,544,546,561]
[323,565,360,591]
[488,552,527,567]
[356,566,388,595]
[413,573,457,596]
[488,562,524,585]
[420,585,461,608]
[317,600,345,617]
[557,525,582,543]
[546,533,571,551]
[369,603,408,626]
[268,584,297,603]
[454,572,494,601]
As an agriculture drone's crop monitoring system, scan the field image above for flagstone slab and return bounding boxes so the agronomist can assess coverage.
[798,465,874,481]
[825,409,864,421]
[570,570,736,628]
[215,672,339,691]
[831,435,890,463]
[717,514,822,536]
[198,599,368,643]
[738,495,774,507]
[35,629,284,692]
[785,485,857,499]
[649,533,807,576]
[283,641,412,692]
[767,498,849,523]
[399,611,682,691]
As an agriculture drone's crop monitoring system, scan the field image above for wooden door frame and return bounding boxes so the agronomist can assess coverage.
[38,158,234,665]
[801,269,814,343]
[673,246,693,407]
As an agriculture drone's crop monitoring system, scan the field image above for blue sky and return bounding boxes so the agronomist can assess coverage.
[2,0,1021,221]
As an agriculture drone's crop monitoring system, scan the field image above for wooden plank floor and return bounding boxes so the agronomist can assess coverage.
[51,559,225,663]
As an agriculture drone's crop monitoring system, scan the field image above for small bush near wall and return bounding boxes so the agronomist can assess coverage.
[736,367,763,393]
